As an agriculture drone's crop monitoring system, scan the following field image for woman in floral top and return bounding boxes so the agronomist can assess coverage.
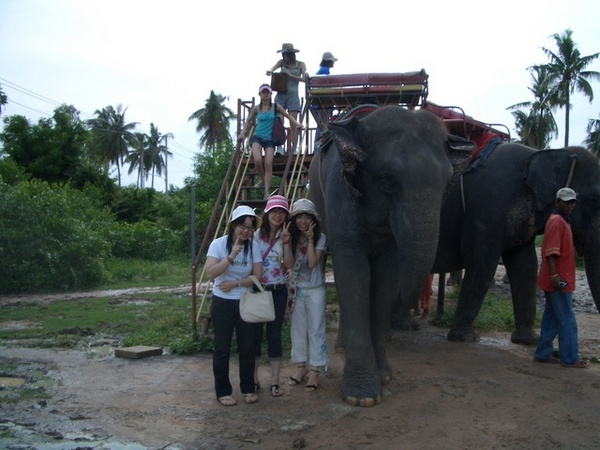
[253,195,293,396]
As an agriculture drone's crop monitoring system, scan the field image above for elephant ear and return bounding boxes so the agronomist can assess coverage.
[328,116,369,199]
[525,149,578,211]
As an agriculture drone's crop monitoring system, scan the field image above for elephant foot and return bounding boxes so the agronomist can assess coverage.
[511,328,539,346]
[341,372,383,407]
[344,395,382,407]
[447,327,480,342]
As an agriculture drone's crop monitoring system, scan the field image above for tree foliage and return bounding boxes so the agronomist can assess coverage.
[188,90,235,152]
[508,65,558,149]
[0,180,114,293]
[0,105,90,183]
[87,104,138,186]
[584,115,600,156]
[541,29,600,146]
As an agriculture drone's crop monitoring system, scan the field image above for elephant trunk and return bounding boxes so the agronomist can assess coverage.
[583,232,600,313]
[390,193,441,309]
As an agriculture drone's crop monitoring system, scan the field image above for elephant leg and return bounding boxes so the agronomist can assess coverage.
[370,254,402,387]
[502,241,539,345]
[335,251,382,407]
[448,259,498,342]
[334,314,345,354]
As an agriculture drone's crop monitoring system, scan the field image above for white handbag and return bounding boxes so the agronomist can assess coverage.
[239,275,275,323]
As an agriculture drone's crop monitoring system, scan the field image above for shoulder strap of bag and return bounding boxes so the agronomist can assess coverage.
[262,237,278,261]
[248,275,266,292]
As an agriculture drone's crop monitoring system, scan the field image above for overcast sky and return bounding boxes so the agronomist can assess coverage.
[1,0,599,191]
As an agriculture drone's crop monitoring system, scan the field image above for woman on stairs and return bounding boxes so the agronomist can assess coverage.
[237,84,303,199]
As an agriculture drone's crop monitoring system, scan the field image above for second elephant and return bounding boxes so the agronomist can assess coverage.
[415,143,600,343]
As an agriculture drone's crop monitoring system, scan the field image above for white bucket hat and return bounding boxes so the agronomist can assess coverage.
[228,205,262,229]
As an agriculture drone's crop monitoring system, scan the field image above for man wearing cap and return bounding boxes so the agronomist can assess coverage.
[312,52,338,150]
[534,187,588,368]
[316,51,338,75]
[266,43,307,153]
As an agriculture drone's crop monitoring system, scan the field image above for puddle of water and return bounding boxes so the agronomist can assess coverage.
[0,376,26,387]
[0,421,154,450]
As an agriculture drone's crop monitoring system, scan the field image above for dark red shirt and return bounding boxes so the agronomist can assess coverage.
[537,213,576,292]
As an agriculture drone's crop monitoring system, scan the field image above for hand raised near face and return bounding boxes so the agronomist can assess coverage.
[305,222,315,241]
[280,222,291,244]
[230,237,243,260]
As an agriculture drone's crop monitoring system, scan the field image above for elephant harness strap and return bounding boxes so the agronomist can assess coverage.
[458,135,503,213]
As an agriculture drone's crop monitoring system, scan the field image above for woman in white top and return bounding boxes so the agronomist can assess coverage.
[205,205,263,407]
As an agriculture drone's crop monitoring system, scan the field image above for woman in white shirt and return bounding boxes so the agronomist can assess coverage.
[205,205,263,406]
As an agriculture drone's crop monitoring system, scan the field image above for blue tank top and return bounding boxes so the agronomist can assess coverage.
[254,104,276,139]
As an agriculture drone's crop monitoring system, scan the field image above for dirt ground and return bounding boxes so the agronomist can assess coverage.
[1,270,600,450]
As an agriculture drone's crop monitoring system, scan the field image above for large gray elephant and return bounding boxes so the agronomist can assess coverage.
[421,143,600,343]
[308,105,456,406]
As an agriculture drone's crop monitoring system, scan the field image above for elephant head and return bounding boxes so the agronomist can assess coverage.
[324,107,455,309]
[526,146,600,313]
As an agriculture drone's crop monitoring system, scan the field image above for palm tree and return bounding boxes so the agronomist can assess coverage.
[507,65,558,149]
[188,90,235,152]
[125,132,148,188]
[584,115,600,157]
[541,29,600,146]
[0,85,7,116]
[146,123,174,189]
[87,105,138,186]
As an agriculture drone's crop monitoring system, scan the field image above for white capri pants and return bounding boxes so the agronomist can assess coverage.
[290,284,329,369]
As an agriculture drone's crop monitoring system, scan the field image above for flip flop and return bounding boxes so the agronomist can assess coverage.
[244,393,259,404]
[270,384,284,397]
[218,395,237,407]
[304,384,318,392]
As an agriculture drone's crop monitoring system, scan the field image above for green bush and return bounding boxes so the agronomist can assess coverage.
[0,180,114,293]
[109,220,180,260]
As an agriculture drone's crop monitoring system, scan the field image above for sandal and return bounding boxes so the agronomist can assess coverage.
[561,359,589,368]
[288,365,308,386]
[270,384,284,397]
[244,393,259,404]
[305,368,320,392]
[218,395,237,407]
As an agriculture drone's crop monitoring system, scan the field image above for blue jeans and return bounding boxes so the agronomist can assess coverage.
[211,295,259,398]
[254,285,288,361]
[534,290,579,365]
